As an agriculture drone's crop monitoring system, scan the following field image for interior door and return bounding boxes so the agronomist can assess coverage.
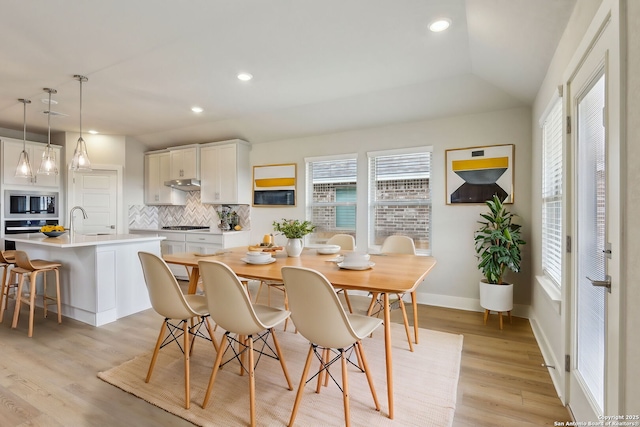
[566,7,621,420]
[70,169,118,234]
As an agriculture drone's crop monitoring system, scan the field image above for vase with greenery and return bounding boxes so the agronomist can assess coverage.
[474,195,526,320]
[272,219,316,257]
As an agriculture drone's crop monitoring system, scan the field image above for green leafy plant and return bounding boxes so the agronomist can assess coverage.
[474,195,526,284]
[272,218,316,239]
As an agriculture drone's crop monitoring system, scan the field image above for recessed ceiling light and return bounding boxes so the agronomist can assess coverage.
[191,106,204,113]
[237,72,253,82]
[429,19,451,32]
[88,130,99,134]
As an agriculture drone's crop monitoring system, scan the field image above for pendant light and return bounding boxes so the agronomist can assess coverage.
[38,88,59,175]
[70,74,92,171]
[15,98,33,179]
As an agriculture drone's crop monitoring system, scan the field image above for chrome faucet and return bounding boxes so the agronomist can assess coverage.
[69,206,88,235]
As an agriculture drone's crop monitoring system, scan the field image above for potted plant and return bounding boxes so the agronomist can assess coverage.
[474,195,526,326]
[272,218,316,257]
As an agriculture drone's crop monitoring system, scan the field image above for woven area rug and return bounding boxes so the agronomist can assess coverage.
[98,323,463,426]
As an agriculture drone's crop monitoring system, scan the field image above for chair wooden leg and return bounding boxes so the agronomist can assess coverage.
[203,316,219,352]
[43,270,48,319]
[398,297,414,352]
[270,328,293,390]
[356,341,380,411]
[11,273,26,329]
[317,348,328,392]
[248,335,256,427]
[366,292,379,316]
[341,349,351,427]
[343,290,353,313]
[54,268,61,324]
[27,272,38,337]
[0,266,8,322]
[289,345,314,427]
[146,321,166,383]
[184,319,191,409]
[202,333,228,408]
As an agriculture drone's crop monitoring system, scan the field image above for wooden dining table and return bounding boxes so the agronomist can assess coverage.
[163,246,436,419]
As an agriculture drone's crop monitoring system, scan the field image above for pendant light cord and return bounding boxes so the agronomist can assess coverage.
[47,90,52,147]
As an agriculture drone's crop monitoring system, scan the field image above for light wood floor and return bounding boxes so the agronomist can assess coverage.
[0,282,569,426]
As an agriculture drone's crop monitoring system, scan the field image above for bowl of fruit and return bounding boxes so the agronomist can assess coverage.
[41,225,67,238]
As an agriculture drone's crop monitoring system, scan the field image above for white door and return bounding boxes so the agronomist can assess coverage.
[70,169,118,234]
[566,5,621,420]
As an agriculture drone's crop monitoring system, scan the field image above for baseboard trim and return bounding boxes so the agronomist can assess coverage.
[529,315,566,405]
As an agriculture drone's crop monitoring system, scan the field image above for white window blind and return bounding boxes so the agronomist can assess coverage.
[306,156,357,244]
[541,98,563,286]
[368,148,431,253]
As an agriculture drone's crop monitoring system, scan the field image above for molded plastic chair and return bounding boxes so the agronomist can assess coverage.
[10,250,62,337]
[326,234,356,313]
[198,260,293,427]
[138,251,218,410]
[0,250,17,323]
[282,266,382,427]
[367,235,416,351]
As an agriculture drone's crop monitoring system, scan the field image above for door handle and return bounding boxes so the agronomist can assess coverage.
[587,275,611,292]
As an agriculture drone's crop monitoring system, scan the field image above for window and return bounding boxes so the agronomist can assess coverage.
[368,147,431,253]
[541,98,563,286]
[306,155,357,244]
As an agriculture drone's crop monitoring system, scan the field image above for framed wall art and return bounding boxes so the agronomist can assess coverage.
[445,144,514,204]
[252,163,297,206]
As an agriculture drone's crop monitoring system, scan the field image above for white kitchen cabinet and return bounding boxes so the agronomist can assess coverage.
[144,151,186,205]
[200,140,251,204]
[2,137,61,187]
[169,145,199,180]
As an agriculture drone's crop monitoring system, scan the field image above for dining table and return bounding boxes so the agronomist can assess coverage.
[163,246,436,419]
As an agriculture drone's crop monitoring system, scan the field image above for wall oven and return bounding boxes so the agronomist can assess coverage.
[4,190,58,218]
[3,219,60,250]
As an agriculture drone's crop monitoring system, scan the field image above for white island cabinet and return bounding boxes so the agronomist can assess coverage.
[9,233,165,327]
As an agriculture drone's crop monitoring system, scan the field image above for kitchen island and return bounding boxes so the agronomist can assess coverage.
[9,233,165,326]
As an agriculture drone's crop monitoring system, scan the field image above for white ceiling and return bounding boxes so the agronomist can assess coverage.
[0,0,576,150]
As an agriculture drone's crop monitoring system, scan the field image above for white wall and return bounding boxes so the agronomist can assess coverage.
[249,106,532,309]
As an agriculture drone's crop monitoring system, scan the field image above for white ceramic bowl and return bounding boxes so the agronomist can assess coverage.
[246,251,271,260]
[342,252,370,266]
[317,245,341,255]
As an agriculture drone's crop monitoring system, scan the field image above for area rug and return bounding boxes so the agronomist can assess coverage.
[98,323,463,426]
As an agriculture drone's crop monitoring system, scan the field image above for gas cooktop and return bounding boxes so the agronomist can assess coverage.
[161,226,210,231]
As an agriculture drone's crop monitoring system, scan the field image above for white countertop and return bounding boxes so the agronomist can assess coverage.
[129,228,247,235]
[8,233,166,248]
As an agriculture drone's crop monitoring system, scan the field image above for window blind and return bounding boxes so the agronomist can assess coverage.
[541,99,563,286]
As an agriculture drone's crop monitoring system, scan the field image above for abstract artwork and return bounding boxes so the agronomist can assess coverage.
[252,163,297,206]
[445,144,514,204]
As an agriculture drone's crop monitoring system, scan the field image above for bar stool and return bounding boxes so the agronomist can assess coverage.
[0,250,17,323]
[11,250,62,337]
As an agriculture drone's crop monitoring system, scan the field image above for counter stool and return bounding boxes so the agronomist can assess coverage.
[11,251,62,337]
[0,250,17,323]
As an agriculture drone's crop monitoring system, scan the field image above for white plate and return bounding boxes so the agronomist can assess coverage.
[241,257,276,265]
[337,261,375,270]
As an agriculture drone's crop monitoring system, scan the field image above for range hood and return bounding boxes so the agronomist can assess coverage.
[164,178,201,191]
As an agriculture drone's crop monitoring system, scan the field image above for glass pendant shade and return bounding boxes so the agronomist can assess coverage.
[15,98,33,179]
[15,150,33,178]
[70,74,92,171]
[70,136,91,170]
[38,88,59,175]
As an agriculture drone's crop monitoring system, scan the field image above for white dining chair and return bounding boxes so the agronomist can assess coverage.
[326,234,356,313]
[198,260,293,427]
[138,251,218,409]
[366,235,416,351]
[282,266,382,427]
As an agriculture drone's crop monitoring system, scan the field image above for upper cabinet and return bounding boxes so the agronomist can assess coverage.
[200,140,251,205]
[144,151,186,205]
[169,145,199,180]
[2,137,61,188]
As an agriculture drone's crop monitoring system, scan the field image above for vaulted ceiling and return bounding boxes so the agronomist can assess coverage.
[0,0,576,149]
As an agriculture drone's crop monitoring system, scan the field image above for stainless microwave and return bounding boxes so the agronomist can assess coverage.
[4,190,58,218]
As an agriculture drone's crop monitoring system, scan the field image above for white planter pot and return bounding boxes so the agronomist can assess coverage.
[479,280,514,312]
[285,238,304,257]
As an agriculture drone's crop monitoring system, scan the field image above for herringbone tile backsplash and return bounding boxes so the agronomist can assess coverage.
[128,192,251,229]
